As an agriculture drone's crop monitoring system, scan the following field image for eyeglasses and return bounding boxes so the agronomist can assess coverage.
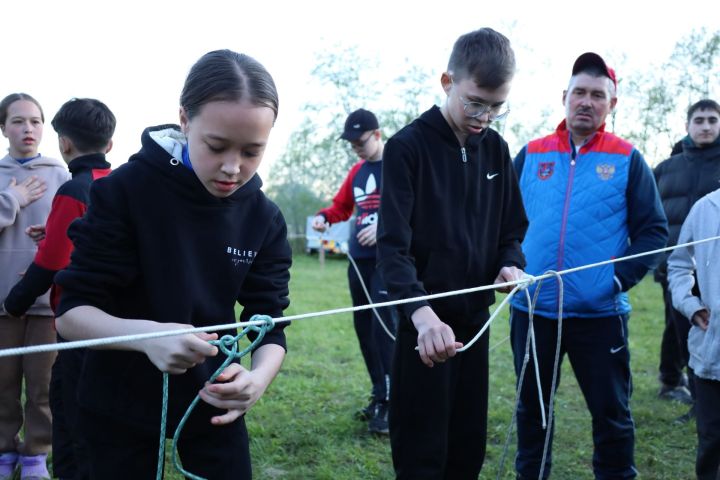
[350,131,375,148]
[458,95,510,121]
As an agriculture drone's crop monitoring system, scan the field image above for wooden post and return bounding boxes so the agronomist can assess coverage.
[319,242,325,268]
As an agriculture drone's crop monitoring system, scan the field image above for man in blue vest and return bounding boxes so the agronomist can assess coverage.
[510,52,668,479]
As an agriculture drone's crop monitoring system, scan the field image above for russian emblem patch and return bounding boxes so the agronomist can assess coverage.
[596,163,616,181]
[537,162,555,180]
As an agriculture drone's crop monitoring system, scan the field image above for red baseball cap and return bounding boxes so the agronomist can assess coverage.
[572,52,617,88]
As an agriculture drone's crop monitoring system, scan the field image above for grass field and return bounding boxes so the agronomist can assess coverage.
[163,253,696,480]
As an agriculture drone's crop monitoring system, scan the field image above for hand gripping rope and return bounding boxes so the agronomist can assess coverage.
[156,314,274,480]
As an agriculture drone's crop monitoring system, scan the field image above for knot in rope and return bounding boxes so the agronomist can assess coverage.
[518,273,537,290]
[157,313,274,480]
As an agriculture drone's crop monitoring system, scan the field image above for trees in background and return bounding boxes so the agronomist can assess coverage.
[620,28,720,164]
[267,28,720,237]
[265,45,438,236]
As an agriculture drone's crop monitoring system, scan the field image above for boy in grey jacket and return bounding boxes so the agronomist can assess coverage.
[668,187,720,480]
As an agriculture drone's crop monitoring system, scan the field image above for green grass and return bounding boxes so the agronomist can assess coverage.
[163,254,695,479]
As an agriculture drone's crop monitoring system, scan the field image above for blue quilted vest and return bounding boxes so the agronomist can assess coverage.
[512,122,633,318]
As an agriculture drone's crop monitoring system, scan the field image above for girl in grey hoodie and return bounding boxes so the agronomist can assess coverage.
[668,187,720,480]
[0,93,69,480]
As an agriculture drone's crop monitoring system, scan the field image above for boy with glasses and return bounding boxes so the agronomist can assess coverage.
[377,28,528,478]
[311,109,395,435]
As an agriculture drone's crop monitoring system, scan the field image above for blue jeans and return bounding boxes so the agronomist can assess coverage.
[510,310,637,479]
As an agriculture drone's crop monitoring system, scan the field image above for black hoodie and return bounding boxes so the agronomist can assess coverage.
[55,125,292,433]
[377,106,527,326]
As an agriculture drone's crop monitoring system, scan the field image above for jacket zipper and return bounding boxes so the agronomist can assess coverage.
[461,147,467,163]
[557,151,577,271]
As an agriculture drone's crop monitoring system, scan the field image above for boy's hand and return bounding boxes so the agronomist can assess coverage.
[411,306,463,368]
[494,266,525,293]
[9,176,47,207]
[356,223,377,246]
[140,325,218,374]
[25,224,46,244]
[311,215,328,232]
[691,309,710,331]
[199,363,272,425]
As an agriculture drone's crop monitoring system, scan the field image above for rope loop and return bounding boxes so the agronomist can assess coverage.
[157,313,275,480]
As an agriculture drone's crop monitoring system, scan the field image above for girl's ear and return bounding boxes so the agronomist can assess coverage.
[179,107,190,134]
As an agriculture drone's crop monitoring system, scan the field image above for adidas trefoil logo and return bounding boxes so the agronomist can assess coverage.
[354,174,377,202]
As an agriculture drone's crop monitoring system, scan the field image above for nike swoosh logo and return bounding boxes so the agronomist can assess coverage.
[486,173,500,179]
[610,345,625,354]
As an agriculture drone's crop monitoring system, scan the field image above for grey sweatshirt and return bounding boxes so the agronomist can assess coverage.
[0,153,70,317]
[668,187,720,381]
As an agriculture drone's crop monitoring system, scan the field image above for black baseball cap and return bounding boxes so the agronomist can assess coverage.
[572,52,617,88]
[339,109,379,141]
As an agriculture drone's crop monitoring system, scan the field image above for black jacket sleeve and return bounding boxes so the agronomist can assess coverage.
[513,146,528,180]
[55,178,140,316]
[377,138,430,318]
[238,208,292,351]
[3,262,56,317]
[614,150,669,291]
[495,143,528,272]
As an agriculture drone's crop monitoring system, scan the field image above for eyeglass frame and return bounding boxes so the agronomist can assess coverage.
[457,94,510,121]
[349,130,376,148]
[449,77,510,121]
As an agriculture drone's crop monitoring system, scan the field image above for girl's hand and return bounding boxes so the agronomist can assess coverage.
[198,363,271,425]
[140,326,218,374]
[9,176,47,207]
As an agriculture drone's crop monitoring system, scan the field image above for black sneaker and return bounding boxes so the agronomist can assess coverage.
[674,404,696,424]
[368,402,389,435]
[658,384,693,405]
[355,398,377,421]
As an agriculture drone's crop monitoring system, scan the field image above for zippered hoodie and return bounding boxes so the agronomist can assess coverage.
[0,153,70,316]
[668,188,720,381]
[377,106,528,325]
[54,125,292,433]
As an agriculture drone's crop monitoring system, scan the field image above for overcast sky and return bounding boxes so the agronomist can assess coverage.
[2,0,717,175]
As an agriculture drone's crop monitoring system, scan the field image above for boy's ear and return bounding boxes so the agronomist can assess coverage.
[105,139,113,154]
[440,72,453,95]
[59,136,73,155]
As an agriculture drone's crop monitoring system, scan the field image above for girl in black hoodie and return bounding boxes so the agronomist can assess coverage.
[55,50,291,480]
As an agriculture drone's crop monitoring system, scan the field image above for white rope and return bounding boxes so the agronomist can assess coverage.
[345,250,396,340]
[1,234,718,359]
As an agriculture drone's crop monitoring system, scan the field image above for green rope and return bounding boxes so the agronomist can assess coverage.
[156,314,274,480]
